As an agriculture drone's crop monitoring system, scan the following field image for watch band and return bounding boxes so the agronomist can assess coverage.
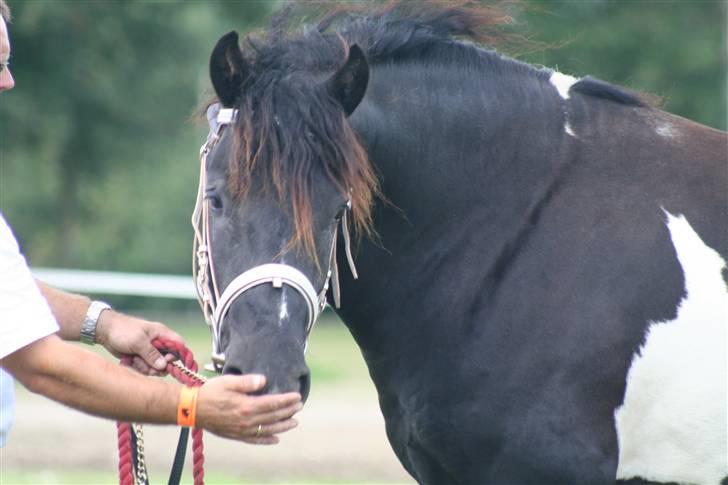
[80,300,111,345]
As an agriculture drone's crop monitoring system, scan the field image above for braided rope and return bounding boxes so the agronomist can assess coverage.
[117,338,206,485]
[117,421,134,485]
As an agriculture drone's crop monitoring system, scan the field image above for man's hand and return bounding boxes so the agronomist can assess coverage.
[95,310,184,375]
[196,374,303,444]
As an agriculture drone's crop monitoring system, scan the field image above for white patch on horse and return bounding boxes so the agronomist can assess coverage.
[655,121,677,139]
[279,292,289,324]
[279,252,289,325]
[549,71,579,137]
[564,121,577,138]
[549,71,578,100]
[615,211,728,485]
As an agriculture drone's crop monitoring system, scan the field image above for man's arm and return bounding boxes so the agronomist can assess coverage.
[1,334,302,444]
[37,281,183,373]
[35,281,90,341]
[3,334,177,423]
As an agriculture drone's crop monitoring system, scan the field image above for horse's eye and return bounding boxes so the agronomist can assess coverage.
[205,194,223,211]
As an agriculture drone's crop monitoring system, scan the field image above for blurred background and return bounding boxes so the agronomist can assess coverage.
[0,1,725,484]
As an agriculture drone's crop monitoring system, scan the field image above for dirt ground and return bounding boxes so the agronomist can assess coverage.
[1,383,412,484]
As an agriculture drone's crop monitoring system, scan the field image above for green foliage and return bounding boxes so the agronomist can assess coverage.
[0,1,724,286]
[0,0,274,270]
[514,0,726,130]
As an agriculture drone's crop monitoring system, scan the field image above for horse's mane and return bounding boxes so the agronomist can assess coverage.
[216,2,519,262]
[259,1,520,70]
[215,1,647,262]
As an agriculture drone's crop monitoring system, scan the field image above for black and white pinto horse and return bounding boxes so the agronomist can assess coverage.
[191,4,727,484]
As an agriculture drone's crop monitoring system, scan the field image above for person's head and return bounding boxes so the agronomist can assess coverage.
[0,0,14,93]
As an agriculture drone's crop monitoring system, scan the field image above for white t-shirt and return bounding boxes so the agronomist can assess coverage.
[0,213,60,446]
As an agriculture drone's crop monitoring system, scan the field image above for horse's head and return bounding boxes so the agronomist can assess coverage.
[193,31,377,400]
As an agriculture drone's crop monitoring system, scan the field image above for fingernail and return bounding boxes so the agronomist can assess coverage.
[252,374,265,387]
[154,357,166,370]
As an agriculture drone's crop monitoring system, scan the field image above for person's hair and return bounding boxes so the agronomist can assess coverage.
[0,0,10,22]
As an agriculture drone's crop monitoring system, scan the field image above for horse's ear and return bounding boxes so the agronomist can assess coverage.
[326,44,369,117]
[209,31,250,107]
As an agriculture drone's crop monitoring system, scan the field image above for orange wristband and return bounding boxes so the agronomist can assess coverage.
[177,386,199,428]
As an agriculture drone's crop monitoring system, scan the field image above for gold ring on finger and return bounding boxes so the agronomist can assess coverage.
[255,424,262,437]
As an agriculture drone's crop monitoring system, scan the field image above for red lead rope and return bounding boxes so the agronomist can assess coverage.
[117,338,206,485]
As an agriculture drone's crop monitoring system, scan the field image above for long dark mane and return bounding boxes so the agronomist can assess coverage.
[212,1,644,259]
[213,1,516,259]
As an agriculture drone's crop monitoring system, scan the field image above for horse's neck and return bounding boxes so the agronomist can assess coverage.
[355,59,565,216]
[340,59,570,353]
[352,59,569,251]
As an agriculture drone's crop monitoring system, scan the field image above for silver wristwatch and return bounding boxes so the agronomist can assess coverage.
[80,300,111,345]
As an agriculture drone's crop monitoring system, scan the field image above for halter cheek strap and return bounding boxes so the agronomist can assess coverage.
[192,104,358,372]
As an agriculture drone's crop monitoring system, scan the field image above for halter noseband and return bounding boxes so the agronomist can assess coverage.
[192,103,358,372]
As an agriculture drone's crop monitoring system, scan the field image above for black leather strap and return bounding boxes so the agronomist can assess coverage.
[167,427,190,485]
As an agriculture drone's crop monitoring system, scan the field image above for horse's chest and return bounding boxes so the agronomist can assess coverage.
[378,387,488,483]
[615,213,727,485]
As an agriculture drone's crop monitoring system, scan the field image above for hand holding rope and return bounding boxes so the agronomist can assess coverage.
[117,338,206,485]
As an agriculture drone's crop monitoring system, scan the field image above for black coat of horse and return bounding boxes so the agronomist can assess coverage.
[196,4,727,484]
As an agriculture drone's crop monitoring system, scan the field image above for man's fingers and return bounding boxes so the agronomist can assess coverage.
[145,322,184,369]
[241,436,279,445]
[237,419,298,444]
[151,323,185,344]
[216,375,302,409]
[142,344,167,371]
[131,356,166,376]
[249,402,303,426]
[249,392,303,413]
[130,357,152,375]
[249,418,298,436]
[220,374,267,393]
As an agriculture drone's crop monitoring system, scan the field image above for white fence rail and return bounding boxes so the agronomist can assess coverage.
[32,267,197,299]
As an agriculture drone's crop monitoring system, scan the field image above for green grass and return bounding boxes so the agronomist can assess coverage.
[0,470,398,484]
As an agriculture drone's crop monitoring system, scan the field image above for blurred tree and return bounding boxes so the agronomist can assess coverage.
[0,0,272,270]
[516,0,726,130]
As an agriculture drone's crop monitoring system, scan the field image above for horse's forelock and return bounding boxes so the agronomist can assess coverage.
[227,75,378,268]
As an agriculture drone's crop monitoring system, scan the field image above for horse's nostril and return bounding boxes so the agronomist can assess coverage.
[299,372,311,402]
[223,365,243,376]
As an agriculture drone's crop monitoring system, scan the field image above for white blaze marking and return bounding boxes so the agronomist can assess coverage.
[278,249,289,325]
[564,121,577,138]
[549,71,578,100]
[615,211,728,484]
[655,122,677,139]
[279,291,289,324]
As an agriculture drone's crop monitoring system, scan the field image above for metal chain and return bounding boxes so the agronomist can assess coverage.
[132,423,148,485]
[130,360,207,485]
[171,360,208,384]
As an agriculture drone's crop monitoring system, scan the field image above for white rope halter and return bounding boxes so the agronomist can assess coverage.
[192,103,358,372]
